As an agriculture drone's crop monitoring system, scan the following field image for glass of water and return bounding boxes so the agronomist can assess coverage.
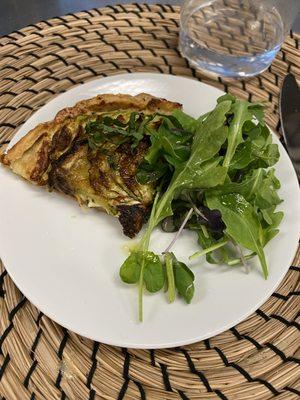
[179,0,300,77]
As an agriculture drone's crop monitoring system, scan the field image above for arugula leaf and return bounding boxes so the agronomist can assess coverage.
[192,101,231,153]
[223,100,255,168]
[249,103,266,125]
[217,93,236,103]
[244,120,263,139]
[230,122,279,171]
[208,168,282,210]
[143,118,192,172]
[262,225,282,246]
[229,141,253,170]
[260,206,283,245]
[206,193,268,278]
[181,158,228,190]
[254,169,282,209]
[254,143,280,168]
[171,109,197,131]
[158,120,191,165]
[239,169,264,201]
[261,206,283,227]
[231,140,280,171]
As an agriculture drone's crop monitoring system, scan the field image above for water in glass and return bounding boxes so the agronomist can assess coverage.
[179,0,285,77]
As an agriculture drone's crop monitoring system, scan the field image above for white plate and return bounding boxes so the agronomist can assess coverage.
[1,73,299,349]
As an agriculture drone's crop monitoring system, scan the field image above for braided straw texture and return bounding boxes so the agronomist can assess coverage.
[0,4,299,400]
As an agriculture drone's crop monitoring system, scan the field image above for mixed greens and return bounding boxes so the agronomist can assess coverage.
[116,94,283,321]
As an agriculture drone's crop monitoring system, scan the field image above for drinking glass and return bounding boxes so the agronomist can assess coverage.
[179,0,300,77]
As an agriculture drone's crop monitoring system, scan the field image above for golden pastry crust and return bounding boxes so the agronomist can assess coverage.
[54,93,181,123]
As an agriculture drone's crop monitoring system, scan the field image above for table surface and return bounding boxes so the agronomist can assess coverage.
[0,4,299,400]
[1,0,299,36]
[0,0,180,36]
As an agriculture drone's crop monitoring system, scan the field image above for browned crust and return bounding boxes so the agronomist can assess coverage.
[0,125,51,166]
[1,93,181,170]
[54,93,181,123]
[117,204,148,238]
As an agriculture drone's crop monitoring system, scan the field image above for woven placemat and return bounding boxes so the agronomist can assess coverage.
[0,4,299,400]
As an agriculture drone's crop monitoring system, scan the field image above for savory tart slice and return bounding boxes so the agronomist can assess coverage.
[1,93,181,237]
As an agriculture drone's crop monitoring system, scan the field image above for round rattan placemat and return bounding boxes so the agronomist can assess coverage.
[0,4,299,400]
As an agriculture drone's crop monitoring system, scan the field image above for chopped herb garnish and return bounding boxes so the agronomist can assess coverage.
[85,112,158,149]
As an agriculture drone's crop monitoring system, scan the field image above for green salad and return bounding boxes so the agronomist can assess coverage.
[119,93,283,321]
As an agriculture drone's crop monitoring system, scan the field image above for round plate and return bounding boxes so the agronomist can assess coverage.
[0,73,299,348]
